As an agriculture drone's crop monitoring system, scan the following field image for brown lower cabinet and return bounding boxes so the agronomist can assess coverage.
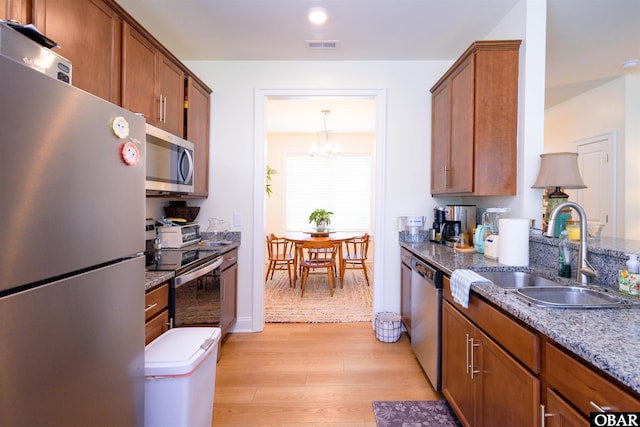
[543,341,640,425]
[545,388,588,427]
[442,276,540,427]
[144,282,169,345]
[219,249,238,338]
[442,300,540,427]
[440,272,640,427]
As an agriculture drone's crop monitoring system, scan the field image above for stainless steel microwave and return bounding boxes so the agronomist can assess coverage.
[145,123,195,194]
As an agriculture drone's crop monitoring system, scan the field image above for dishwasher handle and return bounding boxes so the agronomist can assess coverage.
[411,257,436,281]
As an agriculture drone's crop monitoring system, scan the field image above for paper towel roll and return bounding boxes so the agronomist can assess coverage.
[498,218,530,266]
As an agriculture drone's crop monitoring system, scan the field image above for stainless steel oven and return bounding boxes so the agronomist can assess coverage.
[146,246,223,328]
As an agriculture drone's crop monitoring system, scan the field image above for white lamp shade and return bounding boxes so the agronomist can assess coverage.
[531,152,586,189]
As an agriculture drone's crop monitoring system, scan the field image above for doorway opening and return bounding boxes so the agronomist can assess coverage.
[252,88,387,330]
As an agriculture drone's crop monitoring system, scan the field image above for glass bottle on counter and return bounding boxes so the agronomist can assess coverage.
[558,231,572,278]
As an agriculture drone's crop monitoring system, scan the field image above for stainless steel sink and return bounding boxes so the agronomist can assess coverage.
[515,286,626,308]
[477,271,561,289]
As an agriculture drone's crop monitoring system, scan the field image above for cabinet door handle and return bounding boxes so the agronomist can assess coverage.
[465,333,471,374]
[540,404,554,427]
[589,401,612,412]
[442,166,448,189]
[158,95,163,122]
[470,338,480,379]
[163,95,167,123]
[144,302,158,313]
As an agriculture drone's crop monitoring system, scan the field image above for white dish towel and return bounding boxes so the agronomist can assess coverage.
[450,269,493,309]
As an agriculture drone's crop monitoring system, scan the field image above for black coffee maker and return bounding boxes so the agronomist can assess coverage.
[441,220,461,247]
[431,207,446,243]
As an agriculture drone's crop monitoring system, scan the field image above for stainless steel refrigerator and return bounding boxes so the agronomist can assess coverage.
[0,53,146,425]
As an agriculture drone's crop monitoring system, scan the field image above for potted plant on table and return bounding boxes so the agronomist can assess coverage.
[309,209,334,231]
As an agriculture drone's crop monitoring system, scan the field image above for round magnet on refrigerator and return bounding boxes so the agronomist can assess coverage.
[111,116,130,139]
[121,142,140,166]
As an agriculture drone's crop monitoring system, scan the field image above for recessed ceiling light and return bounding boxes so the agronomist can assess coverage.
[622,59,639,69]
[308,7,328,25]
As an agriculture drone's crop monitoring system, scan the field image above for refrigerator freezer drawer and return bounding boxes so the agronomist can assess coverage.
[0,257,145,426]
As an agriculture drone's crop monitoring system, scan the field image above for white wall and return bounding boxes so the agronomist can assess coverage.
[184,60,449,331]
[544,75,640,239]
[182,0,547,332]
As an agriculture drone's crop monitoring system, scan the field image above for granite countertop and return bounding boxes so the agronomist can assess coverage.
[144,242,240,292]
[401,241,640,395]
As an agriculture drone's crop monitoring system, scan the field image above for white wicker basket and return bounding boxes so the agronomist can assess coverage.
[374,312,402,343]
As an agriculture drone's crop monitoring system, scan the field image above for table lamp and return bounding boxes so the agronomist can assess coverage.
[532,152,586,236]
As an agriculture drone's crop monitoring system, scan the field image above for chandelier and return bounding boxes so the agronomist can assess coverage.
[310,110,341,157]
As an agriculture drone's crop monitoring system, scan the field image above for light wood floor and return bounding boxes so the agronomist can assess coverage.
[212,322,442,426]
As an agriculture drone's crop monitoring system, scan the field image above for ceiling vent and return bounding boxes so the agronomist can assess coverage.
[306,40,339,49]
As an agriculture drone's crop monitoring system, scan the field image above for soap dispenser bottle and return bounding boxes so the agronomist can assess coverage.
[558,231,572,278]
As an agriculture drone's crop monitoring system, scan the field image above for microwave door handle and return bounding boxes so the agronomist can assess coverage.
[178,148,194,185]
[173,257,223,288]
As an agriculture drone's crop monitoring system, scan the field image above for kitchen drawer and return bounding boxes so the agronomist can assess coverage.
[444,276,540,373]
[145,310,169,345]
[145,283,168,322]
[545,342,640,416]
[221,248,238,271]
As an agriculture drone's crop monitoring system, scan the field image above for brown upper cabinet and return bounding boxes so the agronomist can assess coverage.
[185,76,211,198]
[431,40,521,196]
[122,22,185,137]
[12,0,212,198]
[1,0,30,24]
[33,0,122,104]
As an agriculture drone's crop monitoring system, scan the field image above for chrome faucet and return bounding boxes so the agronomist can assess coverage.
[546,201,598,285]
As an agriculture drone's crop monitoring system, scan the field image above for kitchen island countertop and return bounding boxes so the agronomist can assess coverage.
[401,240,640,395]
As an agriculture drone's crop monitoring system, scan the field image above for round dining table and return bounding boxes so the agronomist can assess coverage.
[283,232,359,285]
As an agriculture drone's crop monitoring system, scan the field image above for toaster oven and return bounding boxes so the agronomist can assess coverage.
[157,224,201,248]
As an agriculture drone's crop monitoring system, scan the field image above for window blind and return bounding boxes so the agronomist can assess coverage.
[285,155,372,232]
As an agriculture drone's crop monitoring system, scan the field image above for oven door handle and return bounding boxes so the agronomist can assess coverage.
[173,256,223,288]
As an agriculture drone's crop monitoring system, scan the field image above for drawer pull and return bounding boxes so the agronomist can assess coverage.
[589,401,612,413]
[145,303,158,313]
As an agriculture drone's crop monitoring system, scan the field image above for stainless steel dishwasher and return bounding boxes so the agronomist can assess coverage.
[410,256,443,391]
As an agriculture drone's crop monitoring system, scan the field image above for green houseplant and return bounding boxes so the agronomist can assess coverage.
[266,165,277,197]
[309,209,334,231]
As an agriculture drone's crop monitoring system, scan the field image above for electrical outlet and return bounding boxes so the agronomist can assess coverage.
[233,212,242,227]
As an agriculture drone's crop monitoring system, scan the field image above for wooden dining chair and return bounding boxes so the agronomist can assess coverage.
[296,240,340,297]
[340,233,370,286]
[265,233,295,287]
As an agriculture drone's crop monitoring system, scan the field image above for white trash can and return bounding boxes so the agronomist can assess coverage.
[144,327,221,427]
[374,312,402,343]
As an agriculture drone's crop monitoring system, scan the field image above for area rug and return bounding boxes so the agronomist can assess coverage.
[264,264,373,323]
[372,401,462,427]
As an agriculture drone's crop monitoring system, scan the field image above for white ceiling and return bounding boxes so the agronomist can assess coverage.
[115,0,639,132]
